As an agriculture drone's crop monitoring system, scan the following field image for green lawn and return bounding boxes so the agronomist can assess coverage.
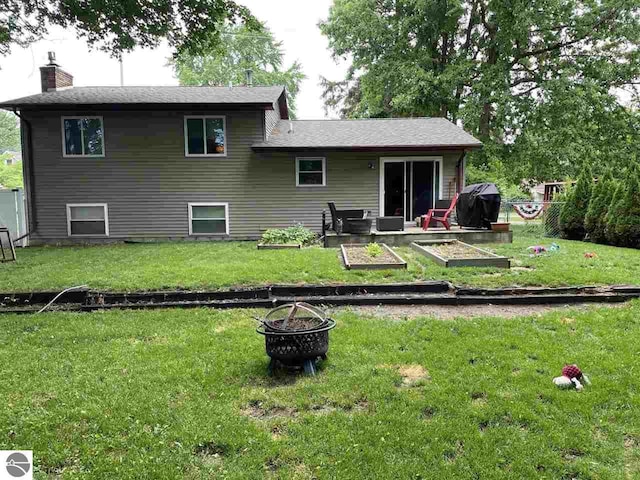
[1,233,640,292]
[1,303,638,478]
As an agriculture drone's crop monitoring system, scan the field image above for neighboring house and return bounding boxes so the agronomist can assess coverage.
[2,151,21,165]
[530,183,545,202]
[0,56,482,244]
[530,181,574,202]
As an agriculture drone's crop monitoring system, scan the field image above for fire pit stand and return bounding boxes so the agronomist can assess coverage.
[256,303,337,376]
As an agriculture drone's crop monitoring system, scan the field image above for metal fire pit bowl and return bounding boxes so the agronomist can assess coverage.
[256,303,336,376]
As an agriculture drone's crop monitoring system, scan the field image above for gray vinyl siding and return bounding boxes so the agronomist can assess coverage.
[24,109,462,244]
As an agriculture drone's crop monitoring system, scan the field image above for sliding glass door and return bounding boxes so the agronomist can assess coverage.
[381,158,442,221]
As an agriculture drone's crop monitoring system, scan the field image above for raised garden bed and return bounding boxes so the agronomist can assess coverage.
[341,243,407,270]
[411,240,510,268]
[257,243,301,250]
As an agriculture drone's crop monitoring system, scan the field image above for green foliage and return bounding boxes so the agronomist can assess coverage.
[365,242,383,258]
[171,23,304,115]
[585,169,614,244]
[260,224,316,246]
[0,157,22,189]
[0,0,258,59]
[559,165,593,240]
[607,163,640,248]
[605,181,627,246]
[465,160,529,200]
[0,111,20,153]
[320,0,640,182]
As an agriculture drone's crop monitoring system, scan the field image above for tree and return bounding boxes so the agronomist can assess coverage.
[0,0,258,60]
[584,169,614,244]
[171,24,304,115]
[605,181,626,246]
[609,162,640,248]
[319,0,640,181]
[0,155,22,189]
[559,164,592,240]
[0,111,20,152]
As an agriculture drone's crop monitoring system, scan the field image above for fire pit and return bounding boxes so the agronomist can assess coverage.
[256,302,336,376]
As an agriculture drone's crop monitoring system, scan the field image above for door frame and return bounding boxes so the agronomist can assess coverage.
[379,156,443,220]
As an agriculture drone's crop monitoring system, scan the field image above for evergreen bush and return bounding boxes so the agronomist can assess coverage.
[605,181,626,246]
[609,163,640,248]
[559,165,593,240]
[584,169,614,244]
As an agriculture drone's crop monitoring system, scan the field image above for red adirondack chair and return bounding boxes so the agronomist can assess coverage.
[421,194,459,230]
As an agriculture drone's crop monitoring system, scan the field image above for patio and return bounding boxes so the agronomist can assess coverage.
[324,225,513,247]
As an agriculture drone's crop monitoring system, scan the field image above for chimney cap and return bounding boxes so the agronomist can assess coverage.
[47,51,58,66]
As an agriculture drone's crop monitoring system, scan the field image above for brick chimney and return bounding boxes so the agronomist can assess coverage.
[40,52,73,92]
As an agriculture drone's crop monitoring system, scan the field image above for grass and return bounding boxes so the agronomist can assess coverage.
[1,233,640,292]
[1,303,639,478]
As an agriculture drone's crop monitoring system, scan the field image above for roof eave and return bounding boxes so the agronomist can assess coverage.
[251,144,483,152]
[0,102,277,111]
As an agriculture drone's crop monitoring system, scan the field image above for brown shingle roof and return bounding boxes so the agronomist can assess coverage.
[253,118,482,150]
[0,85,285,108]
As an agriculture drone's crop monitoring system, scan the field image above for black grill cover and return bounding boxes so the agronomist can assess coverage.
[456,183,501,229]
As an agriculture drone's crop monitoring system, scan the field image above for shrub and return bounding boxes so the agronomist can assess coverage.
[605,181,626,246]
[607,163,640,248]
[365,243,383,258]
[584,169,614,244]
[559,165,593,240]
[260,224,317,246]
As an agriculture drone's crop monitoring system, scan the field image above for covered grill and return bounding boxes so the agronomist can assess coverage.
[256,303,336,376]
[456,183,501,229]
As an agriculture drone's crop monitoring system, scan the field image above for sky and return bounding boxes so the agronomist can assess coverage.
[0,0,348,119]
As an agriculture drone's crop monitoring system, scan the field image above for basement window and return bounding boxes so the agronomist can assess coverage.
[189,203,229,235]
[62,117,104,157]
[184,116,226,156]
[296,157,326,186]
[66,204,109,236]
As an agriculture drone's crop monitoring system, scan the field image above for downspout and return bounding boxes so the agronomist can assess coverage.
[455,150,467,194]
[12,109,37,236]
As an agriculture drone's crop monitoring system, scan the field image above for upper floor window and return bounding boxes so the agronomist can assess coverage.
[296,157,326,186]
[184,116,226,157]
[62,117,104,157]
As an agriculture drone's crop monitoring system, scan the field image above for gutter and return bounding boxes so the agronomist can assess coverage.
[12,109,37,236]
[251,144,484,153]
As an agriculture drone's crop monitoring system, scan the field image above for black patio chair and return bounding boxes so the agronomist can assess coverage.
[326,202,366,233]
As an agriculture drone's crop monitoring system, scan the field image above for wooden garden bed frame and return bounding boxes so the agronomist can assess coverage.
[410,240,510,268]
[341,243,407,270]
[257,243,302,250]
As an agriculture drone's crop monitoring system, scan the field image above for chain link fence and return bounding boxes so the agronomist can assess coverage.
[500,201,565,237]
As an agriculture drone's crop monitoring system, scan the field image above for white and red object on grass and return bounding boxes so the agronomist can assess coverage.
[553,364,591,391]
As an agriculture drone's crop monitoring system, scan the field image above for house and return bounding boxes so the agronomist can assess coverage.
[530,181,574,202]
[2,151,22,166]
[0,56,482,244]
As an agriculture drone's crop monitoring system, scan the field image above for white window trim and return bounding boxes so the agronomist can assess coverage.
[66,203,109,237]
[296,157,326,187]
[188,202,230,236]
[184,116,227,157]
[61,116,106,158]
